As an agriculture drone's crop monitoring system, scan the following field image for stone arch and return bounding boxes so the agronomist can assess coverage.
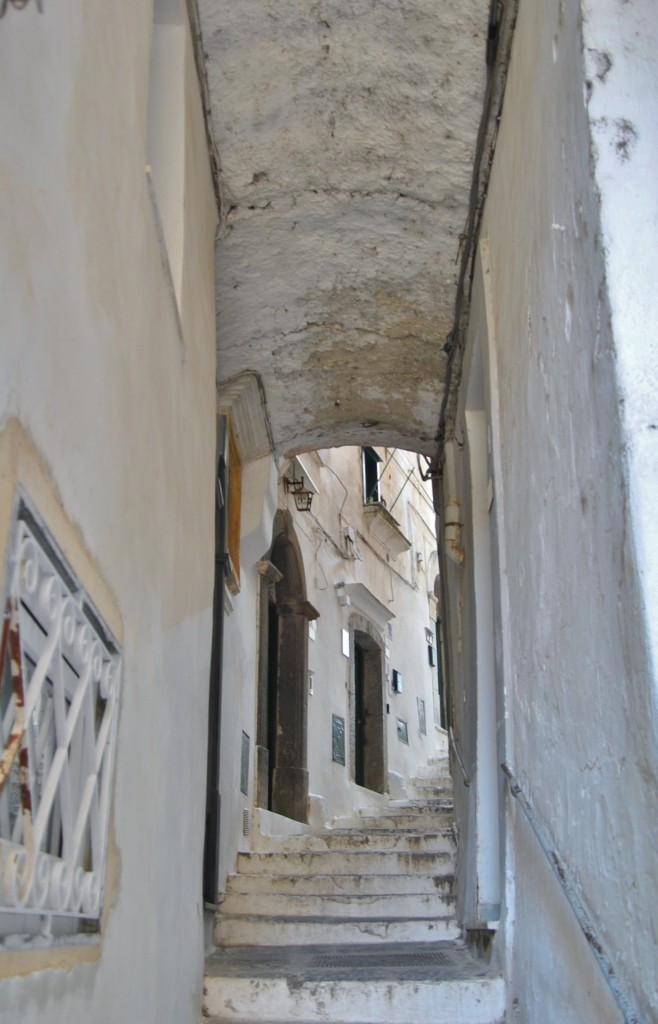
[282,424,438,461]
[256,510,318,823]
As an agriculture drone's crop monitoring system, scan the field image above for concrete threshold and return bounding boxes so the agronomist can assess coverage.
[204,941,505,1024]
[206,940,499,983]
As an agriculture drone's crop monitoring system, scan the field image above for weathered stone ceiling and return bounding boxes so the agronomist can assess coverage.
[199,1,490,456]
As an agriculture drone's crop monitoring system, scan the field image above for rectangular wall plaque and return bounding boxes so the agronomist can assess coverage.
[417,697,427,735]
[240,731,250,795]
[332,714,346,765]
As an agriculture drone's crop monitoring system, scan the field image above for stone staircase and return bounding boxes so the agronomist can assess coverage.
[203,758,504,1023]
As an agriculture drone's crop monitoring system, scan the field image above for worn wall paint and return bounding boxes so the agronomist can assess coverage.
[458,0,658,1018]
[508,807,624,1024]
[198,0,490,456]
[0,2,217,1021]
[580,0,658,706]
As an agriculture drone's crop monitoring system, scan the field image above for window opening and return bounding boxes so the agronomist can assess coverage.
[361,447,383,505]
[0,497,121,940]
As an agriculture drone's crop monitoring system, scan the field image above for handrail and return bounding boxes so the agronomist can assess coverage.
[501,764,642,1024]
[448,727,470,787]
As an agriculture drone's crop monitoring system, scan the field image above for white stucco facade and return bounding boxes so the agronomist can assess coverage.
[215,444,443,891]
[441,1,658,1020]
[0,2,217,1021]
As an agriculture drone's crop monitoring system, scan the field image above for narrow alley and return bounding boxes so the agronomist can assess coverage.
[0,1,655,1023]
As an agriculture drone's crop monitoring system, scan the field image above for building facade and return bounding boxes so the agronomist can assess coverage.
[0,1,656,1022]
[214,442,443,872]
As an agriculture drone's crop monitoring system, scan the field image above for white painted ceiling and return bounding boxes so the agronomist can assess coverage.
[198,0,491,456]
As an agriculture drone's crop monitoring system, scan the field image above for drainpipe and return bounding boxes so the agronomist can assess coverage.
[432,467,453,737]
[203,417,229,905]
[443,440,464,565]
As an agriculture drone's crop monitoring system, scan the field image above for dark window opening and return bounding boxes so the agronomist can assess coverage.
[362,447,383,504]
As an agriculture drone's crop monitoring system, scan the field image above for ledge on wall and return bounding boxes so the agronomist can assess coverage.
[363,502,411,557]
[338,581,395,632]
[218,371,273,462]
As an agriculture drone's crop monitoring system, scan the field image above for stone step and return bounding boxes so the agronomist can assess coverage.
[334,812,454,830]
[204,941,504,1024]
[218,889,456,919]
[413,765,452,779]
[249,830,455,855]
[202,979,503,1023]
[223,871,454,897]
[236,849,455,877]
[409,780,453,791]
[386,798,454,810]
[214,912,461,947]
[408,784,454,798]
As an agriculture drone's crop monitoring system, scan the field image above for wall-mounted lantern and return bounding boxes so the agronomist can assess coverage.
[0,0,42,16]
[284,475,314,512]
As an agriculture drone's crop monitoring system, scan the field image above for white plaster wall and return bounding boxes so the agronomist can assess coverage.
[294,447,441,820]
[0,2,217,1021]
[507,805,624,1024]
[441,416,487,927]
[214,451,280,893]
[471,0,658,1018]
[217,570,261,888]
[580,0,658,706]
[219,444,441,844]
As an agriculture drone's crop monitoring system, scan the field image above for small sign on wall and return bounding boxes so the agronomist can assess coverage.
[417,697,427,735]
[240,732,250,795]
[332,714,346,765]
[341,628,350,657]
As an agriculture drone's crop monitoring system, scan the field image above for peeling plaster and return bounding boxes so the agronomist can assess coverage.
[198,0,491,454]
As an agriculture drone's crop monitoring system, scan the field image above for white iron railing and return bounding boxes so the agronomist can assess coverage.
[0,499,121,928]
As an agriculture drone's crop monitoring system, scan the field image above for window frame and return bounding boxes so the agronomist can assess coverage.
[0,495,122,943]
[361,447,383,505]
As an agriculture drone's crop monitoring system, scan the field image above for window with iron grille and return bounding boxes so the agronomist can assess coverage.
[0,496,121,943]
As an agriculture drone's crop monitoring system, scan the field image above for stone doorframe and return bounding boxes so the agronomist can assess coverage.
[256,510,318,823]
[348,612,387,794]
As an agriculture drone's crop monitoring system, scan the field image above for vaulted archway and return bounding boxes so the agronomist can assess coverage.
[197,0,502,461]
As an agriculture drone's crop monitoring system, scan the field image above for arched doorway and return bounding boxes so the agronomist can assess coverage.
[256,511,318,823]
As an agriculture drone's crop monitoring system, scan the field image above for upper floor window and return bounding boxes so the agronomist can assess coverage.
[361,447,383,505]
